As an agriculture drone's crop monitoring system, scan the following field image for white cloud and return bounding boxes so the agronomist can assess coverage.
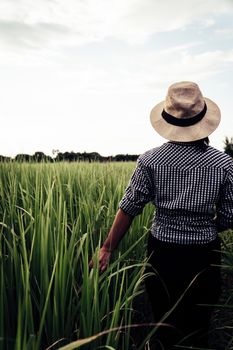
[1,40,232,101]
[0,0,232,50]
[215,28,233,37]
[53,47,233,93]
[0,20,70,50]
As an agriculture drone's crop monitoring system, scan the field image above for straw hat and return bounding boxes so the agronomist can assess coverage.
[150,81,221,142]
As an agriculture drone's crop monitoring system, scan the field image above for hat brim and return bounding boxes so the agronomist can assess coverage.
[150,97,221,142]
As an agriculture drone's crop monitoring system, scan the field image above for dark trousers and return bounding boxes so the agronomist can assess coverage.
[145,234,221,349]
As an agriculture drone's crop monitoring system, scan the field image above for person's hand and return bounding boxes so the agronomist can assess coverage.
[89,246,112,273]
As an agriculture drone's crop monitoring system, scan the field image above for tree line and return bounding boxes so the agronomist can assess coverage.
[0,151,140,162]
[0,137,233,162]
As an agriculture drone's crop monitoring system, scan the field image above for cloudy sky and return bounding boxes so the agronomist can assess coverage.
[1,0,233,157]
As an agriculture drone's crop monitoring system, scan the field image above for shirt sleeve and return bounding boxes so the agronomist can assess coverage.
[119,157,154,217]
[216,161,233,230]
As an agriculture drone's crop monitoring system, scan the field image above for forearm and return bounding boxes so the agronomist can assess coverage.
[102,208,134,252]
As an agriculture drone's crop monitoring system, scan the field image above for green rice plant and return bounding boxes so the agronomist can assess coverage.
[210,229,233,350]
[1,161,233,350]
[0,161,155,350]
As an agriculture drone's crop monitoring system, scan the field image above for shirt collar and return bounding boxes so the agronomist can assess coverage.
[168,140,207,146]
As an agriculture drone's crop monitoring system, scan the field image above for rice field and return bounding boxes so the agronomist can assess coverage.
[0,161,232,350]
[0,161,156,350]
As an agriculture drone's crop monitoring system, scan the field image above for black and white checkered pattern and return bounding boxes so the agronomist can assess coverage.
[119,141,233,244]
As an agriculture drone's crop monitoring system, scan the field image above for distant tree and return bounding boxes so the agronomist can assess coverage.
[114,154,126,162]
[127,154,139,161]
[55,151,79,162]
[15,154,31,162]
[88,152,101,161]
[55,152,64,161]
[32,152,53,162]
[0,155,11,162]
[14,152,53,162]
[63,152,72,161]
[33,152,46,162]
[224,137,233,158]
[113,154,139,162]
[82,152,91,162]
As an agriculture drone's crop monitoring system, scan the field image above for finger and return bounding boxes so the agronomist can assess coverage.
[100,263,107,273]
[99,256,108,267]
[100,258,110,272]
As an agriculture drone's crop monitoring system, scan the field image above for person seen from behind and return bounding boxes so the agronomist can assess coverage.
[89,81,233,349]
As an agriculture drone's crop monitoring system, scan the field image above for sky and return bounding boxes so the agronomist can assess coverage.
[0,0,233,157]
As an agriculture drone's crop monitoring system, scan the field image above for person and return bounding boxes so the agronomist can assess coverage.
[89,81,233,349]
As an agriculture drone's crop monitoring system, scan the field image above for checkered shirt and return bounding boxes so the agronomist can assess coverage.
[119,141,233,244]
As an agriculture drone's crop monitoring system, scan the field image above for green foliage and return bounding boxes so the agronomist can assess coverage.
[1,162,232,350]
[0,162,154,350]
[223,136,233,158]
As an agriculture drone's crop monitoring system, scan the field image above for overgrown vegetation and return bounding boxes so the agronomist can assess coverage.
[0,162,155,350]
[0,161,232,350]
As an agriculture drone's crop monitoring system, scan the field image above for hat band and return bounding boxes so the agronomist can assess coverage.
[161,102,207,127]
